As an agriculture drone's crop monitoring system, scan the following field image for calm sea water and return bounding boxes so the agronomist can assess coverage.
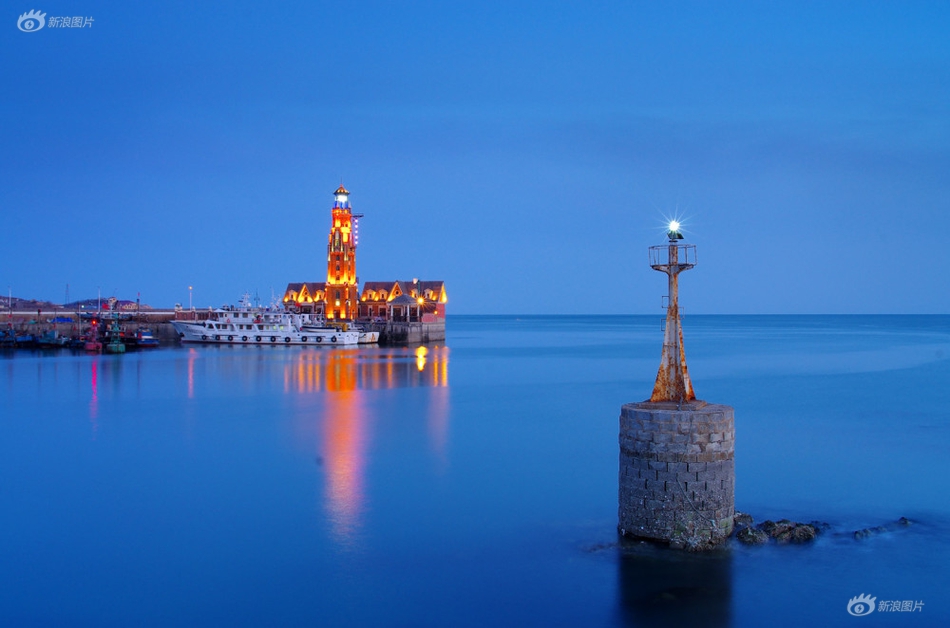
[2,315,948,627]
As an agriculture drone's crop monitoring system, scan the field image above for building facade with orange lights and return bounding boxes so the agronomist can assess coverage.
[357,280,446,323]
[283,186,447,328]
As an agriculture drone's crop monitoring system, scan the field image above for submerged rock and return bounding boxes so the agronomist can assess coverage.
[732,514,825,546]
[854,526,887,540]
[809,520,832,533]
[733,513,914,545]
[736,527,769,545]
[776,524,818,544]
[733,511,754,529]
[758,519,819,544]
[760,519,796,539]
[853,517,913,540]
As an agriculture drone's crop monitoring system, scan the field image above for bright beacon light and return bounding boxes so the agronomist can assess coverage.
[666,219,684,241]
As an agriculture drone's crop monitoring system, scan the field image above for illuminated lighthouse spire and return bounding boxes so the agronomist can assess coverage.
[326,184,358,320]
[333,183,350,208]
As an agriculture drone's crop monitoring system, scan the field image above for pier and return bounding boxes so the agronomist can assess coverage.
[367,320,446,345]
[2,309,444,348]
[2,309,181,347]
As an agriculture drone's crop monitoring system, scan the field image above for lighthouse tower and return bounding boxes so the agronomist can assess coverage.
[617,222,735,550]
[326,184,359,320]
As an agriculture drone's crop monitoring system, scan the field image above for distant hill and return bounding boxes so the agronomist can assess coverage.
[0,296,58,311]
[1,296,153,311]
[66,299,154,311]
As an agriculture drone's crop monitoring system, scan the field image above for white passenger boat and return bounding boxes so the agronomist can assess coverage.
[357,329,380,344]
[171,295,363,346]
[301,323,380,344]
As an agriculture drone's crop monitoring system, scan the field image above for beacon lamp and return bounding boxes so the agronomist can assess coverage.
[667,220,684,241]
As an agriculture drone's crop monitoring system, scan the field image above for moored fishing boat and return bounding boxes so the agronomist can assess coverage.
[37,330,69,347]
[134,328,160,348]
[83,320,102,353]
[356,328,380,344]
[83,340,102,352]
[14,333,37,347]
[103,318,126,354]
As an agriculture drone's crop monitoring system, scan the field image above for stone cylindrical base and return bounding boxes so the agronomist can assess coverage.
[619,402,735,550]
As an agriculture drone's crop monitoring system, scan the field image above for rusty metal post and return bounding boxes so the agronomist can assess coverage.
[648,235,696,404]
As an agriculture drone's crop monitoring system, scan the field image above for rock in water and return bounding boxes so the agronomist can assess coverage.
[734,516,821,545]
[733,511,754,529]
[760,519,796,539]
[775,524,818,544]
[736,528,769,545]
[853,517,912,540]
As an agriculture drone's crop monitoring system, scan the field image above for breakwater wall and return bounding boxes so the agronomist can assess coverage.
[3,311,180,343]
[368,321,446,345]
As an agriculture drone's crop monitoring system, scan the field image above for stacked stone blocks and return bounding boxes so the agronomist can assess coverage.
[619,401,735,550]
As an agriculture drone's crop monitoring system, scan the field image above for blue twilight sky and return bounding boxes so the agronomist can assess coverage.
[2,1,948,314]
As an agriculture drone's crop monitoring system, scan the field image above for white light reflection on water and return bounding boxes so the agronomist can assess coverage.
[187,347,196,398]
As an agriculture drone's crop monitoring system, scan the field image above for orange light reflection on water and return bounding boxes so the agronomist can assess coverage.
[284,347,449,394]
[416,346,427,371]
[323,354,365,546]
[425,347,450,466]
[283,350,367,545]
[282,347,450,547]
